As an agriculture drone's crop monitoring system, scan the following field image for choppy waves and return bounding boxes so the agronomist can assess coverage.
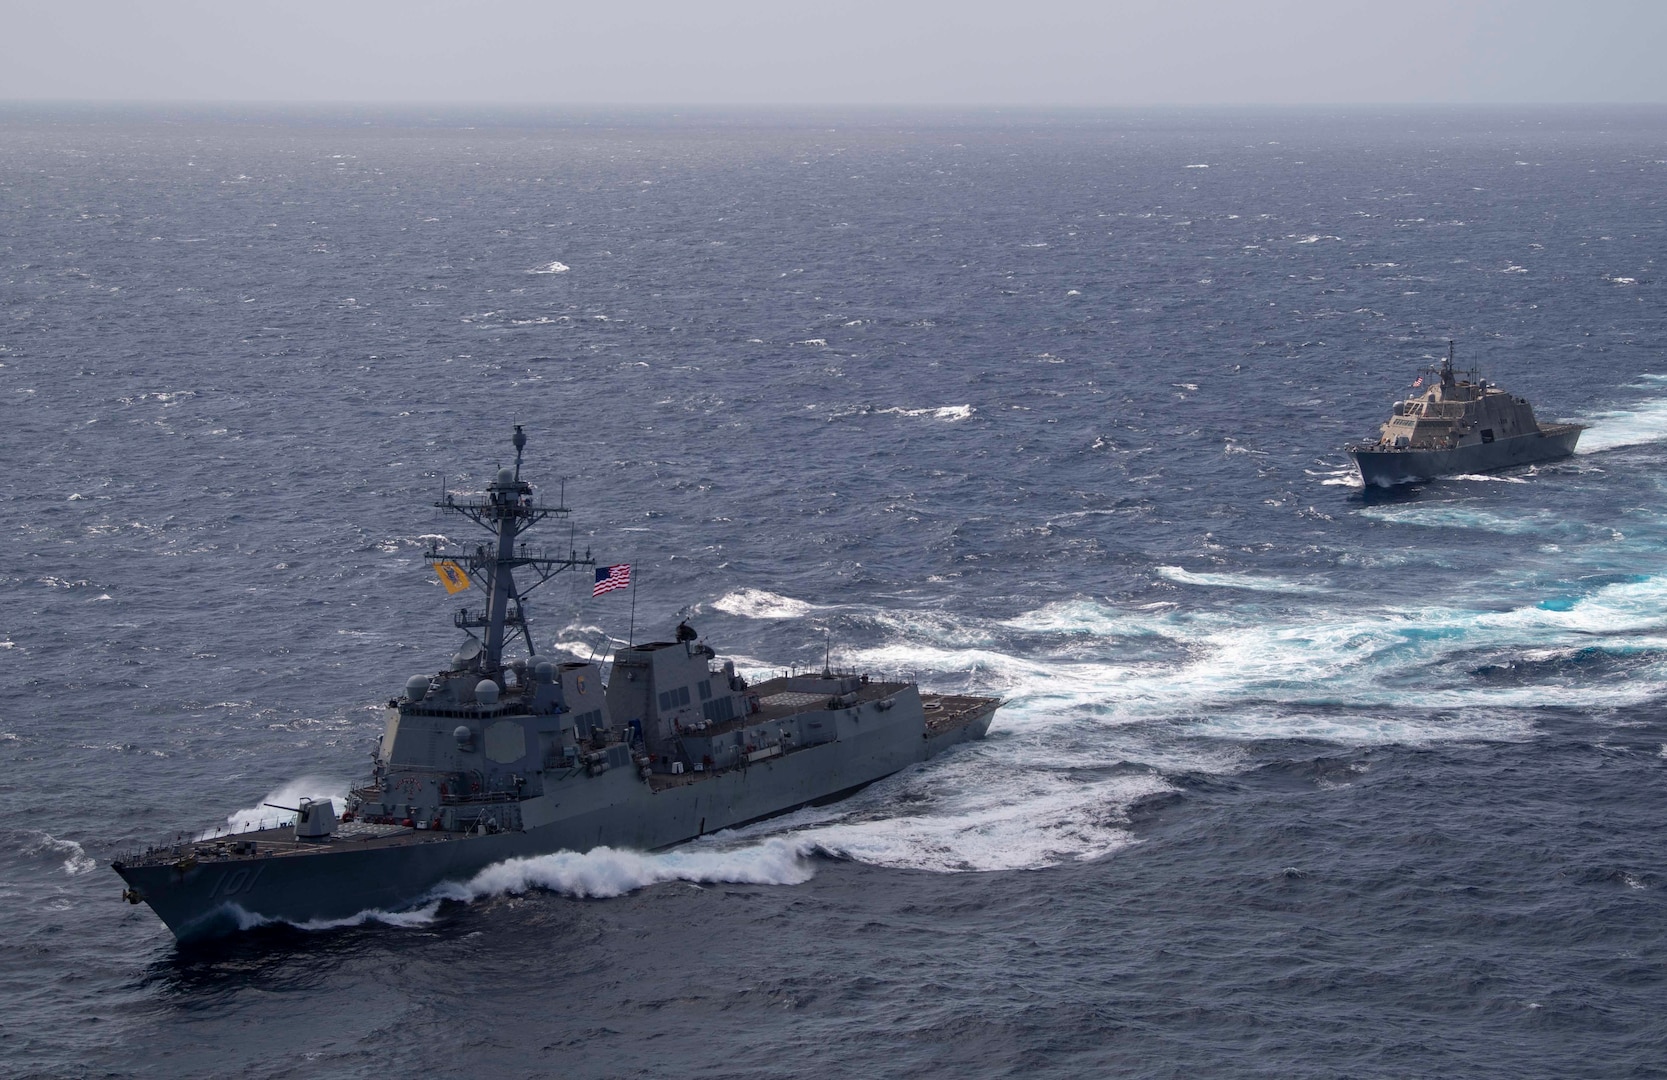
[13,830,97,876]
[217,556,1667,911]
[1576,377,1667,453]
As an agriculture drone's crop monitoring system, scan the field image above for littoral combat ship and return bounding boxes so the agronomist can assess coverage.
[1348,343,1584,487]
[113,428,999,941]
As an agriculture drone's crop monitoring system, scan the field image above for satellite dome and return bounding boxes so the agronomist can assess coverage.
[404,675,429,702]
[453,725,473,747]
[533,661,556,684]
[495,468,515,487]
[475,679,500,705]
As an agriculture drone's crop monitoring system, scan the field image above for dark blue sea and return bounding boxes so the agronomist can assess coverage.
[2,104,1665,1078]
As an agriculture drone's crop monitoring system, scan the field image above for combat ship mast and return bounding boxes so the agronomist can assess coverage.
[425,423,593,680]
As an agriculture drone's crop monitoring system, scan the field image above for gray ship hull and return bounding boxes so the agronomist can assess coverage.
[115,697,996,942]
[1351,424,1582,487]
[111,430,1003,943]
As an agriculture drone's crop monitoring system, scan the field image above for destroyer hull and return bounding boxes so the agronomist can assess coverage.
[1351,424,1582,487]
[115,701,995,941]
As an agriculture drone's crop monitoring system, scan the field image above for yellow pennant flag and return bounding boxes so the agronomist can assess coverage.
[434,560,471,594]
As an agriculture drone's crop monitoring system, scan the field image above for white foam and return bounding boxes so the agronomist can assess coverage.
[713,729,1175,872]
[1449,474,1531,484]
[985,585,1667,733]
[225,839,816,934]
[1157,566,1324,594]
[528,261,570,274]
[1002,598,1169,637]
[436,838,815,903]
[778,766,1167,871]
[19,831,96,875]
[229,900,444,933]
[1357,504,1560,534]
[1184,704,1536,746]
[1576,394,1667,453]
[710,588,819,620]
[873,405,974,421]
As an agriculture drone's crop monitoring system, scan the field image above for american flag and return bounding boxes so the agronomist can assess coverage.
[593,563,631,597]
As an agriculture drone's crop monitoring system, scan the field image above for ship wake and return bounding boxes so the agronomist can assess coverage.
[436,837,816,902]
[224,839,819,935]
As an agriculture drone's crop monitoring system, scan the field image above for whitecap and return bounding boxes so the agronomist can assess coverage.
[1157,566,1324,593]
[18,831,96,875]
[873,405,973,421]
[710,588,818,620]
[528,261,570,274]
[1000,598,1177,638]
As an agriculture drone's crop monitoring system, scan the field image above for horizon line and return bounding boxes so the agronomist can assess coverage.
[5,99,1667,112]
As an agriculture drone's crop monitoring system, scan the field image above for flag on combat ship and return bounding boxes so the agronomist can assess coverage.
[434,560,471,595]
[593,564,631,597]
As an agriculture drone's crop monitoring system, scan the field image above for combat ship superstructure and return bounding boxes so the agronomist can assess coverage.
[113,428,998,941]
[1348,343,1584,487]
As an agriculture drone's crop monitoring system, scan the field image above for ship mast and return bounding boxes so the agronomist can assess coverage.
[424,426,595,673]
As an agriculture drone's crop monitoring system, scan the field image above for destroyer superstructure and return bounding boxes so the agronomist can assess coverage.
[1348,343,1583,487]
[112,428,998,941]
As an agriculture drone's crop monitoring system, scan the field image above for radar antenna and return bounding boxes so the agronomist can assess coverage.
[423,425,595,673]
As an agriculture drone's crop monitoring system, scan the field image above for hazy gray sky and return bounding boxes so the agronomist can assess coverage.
[3,0,1663,106]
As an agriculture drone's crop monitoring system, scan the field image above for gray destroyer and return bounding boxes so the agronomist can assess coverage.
[113,428,999,942]
[1349,343,1584,487]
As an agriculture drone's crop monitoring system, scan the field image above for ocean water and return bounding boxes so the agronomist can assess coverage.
[2,104,1665,1078]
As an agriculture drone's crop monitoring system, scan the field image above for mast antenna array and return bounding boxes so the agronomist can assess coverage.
[424,425,594,672]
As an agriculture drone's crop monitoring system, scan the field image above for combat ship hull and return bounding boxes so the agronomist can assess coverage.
[113,429,999,942]
[1351,424,1583,487]
[1348,343,1584,487]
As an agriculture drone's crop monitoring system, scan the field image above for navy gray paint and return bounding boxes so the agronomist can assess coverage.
[111,429,998,941]
[1349,343,1584,487]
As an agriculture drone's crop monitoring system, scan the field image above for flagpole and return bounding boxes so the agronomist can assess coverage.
[628,564,638,647]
